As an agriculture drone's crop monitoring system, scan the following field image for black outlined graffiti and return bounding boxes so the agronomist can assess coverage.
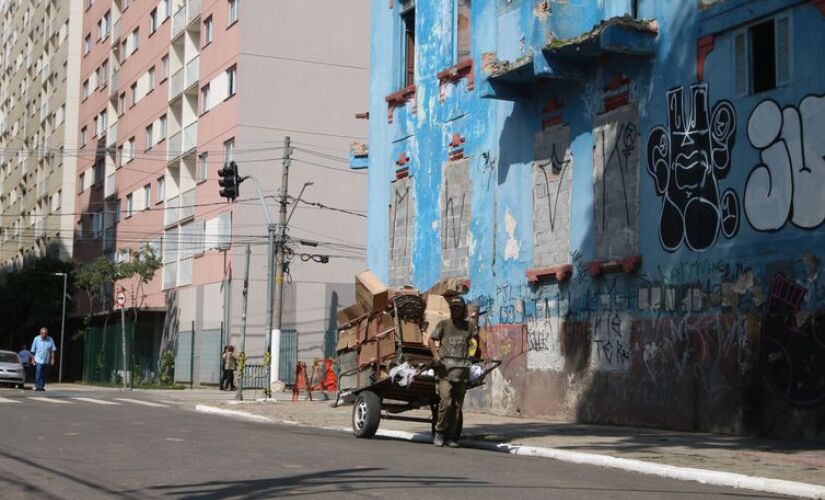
[389,177,414,285]
[594,105,640,260]
[744,94,825,232]
[647,84,738,252]
[443,189,467,251]
[536,143,571,232]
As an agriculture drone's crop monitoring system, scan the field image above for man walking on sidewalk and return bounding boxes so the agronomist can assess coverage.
[30,327,56,391]
[18,344,33,383]
[428,296,478,448]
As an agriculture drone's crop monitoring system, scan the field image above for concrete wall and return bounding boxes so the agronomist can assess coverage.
[367,0,825,440]
[230,0,370,365]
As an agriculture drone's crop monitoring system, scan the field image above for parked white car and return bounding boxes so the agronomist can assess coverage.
[0,350,25,389]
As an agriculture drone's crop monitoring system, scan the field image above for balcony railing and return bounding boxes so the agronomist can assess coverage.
[172,7,186,37]
[179,188,195,221]
[187,0,201,23]
[113,18,122,41]
[184,55,199,89]
[164,195,180,226]
[170,67,184,99]
[182,122,197,153]
[106,123,117,148]
[168,131,182,160]
[109,69,119,97]
[103,227,115,253]
[105,173,116,198]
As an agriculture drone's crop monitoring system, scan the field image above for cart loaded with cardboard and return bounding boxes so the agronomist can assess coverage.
[336,271,500,439]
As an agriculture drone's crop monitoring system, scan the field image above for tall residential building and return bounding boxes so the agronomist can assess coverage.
[366,0,825,440]
[0,0,83,269]
[76,0,369,386]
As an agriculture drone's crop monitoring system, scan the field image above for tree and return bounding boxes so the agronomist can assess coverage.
[74,244,161,387]
[0,256,74,350]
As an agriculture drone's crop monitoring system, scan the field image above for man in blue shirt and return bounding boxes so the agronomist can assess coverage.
[31,327,56,391]
[17,345,33,383]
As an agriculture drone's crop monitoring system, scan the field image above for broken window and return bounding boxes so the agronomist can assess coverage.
[401,1,415,87]
[455,0,471,62]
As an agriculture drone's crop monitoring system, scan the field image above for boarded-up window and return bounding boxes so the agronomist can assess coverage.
[593,105,640,260]
[389,176,415,285]
[441,159,472,277]
[533,125,572,267]
[456,0,471,61]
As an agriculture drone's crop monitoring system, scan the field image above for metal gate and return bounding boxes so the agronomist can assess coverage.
[279,329,298,385]
[174,328,222,385]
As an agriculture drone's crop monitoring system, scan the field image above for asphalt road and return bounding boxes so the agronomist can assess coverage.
[0,388,787,499]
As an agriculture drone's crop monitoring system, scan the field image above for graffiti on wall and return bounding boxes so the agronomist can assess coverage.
[647,84,739,252]
[389,177,415,285]
[533,125,573,267]
[441,158,472,277]
[594,105,640,260]
[745,94,825,232]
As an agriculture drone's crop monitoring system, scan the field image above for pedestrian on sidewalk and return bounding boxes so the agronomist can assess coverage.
[18,344,33,383]
[30,327,56,391]
[428,296,478,448]
[220,345,237,391]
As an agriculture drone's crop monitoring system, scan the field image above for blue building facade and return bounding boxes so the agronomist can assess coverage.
[365,0,825,439]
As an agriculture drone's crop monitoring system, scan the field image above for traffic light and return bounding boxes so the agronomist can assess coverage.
[218,161,240,200]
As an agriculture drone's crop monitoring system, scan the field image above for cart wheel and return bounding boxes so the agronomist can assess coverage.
[352,391,381,438]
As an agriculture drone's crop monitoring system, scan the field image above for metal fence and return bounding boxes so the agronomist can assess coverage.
[240,364,269,389]
[82,316,159,386]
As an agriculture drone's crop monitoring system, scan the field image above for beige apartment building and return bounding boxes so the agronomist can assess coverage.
[0,0,83,269]
[75,0,369,386]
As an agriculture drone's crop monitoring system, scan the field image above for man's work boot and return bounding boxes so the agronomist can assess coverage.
[433,432,444,447]
[446,440,460,448]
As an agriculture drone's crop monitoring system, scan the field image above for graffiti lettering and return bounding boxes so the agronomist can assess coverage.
[647,84,739,252]
[744,94,825,231]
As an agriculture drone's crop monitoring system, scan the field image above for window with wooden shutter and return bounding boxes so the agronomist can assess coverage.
[734,31,747,96]
[775,14,792,86]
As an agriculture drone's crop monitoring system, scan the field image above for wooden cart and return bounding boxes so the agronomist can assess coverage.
[336,294,500,439]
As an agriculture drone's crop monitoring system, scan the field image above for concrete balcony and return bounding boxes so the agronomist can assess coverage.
[105,173,117,198]
[184,55,199,89]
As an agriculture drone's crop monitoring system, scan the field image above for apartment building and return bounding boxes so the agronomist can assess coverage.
[76,0,369,385]
[0,0,83,269]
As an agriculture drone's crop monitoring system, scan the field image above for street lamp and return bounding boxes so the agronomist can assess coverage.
[51,272,68,383]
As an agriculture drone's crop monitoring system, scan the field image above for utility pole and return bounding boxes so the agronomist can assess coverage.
[269,136,292,392]
[236,244,251,400]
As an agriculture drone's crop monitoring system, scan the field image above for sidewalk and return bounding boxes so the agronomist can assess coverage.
[188,396,825,490]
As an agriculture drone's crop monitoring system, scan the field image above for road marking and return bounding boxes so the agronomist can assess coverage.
[114,398,169,408]
[0,397,21,403]
[28,397,73,404]
[71,397,120,406]
[164,437,185,442]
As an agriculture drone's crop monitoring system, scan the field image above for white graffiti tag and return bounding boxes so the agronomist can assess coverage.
[745,94,825,231]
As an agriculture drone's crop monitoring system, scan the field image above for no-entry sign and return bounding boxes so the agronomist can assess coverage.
[116,289,126,308]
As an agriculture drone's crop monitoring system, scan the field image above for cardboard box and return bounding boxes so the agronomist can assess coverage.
[388,285,420,300]
[358,365,390,387]
[337,349,357,375]
[356,270,388,312]
[423,294,451,345]
[336,319,367,351]
[336,303,367,327]
[398,319,423,344]
[357,332,397,367]
[339,373,358,391]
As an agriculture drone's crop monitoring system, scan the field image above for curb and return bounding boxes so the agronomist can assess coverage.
[193,405,825,499]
